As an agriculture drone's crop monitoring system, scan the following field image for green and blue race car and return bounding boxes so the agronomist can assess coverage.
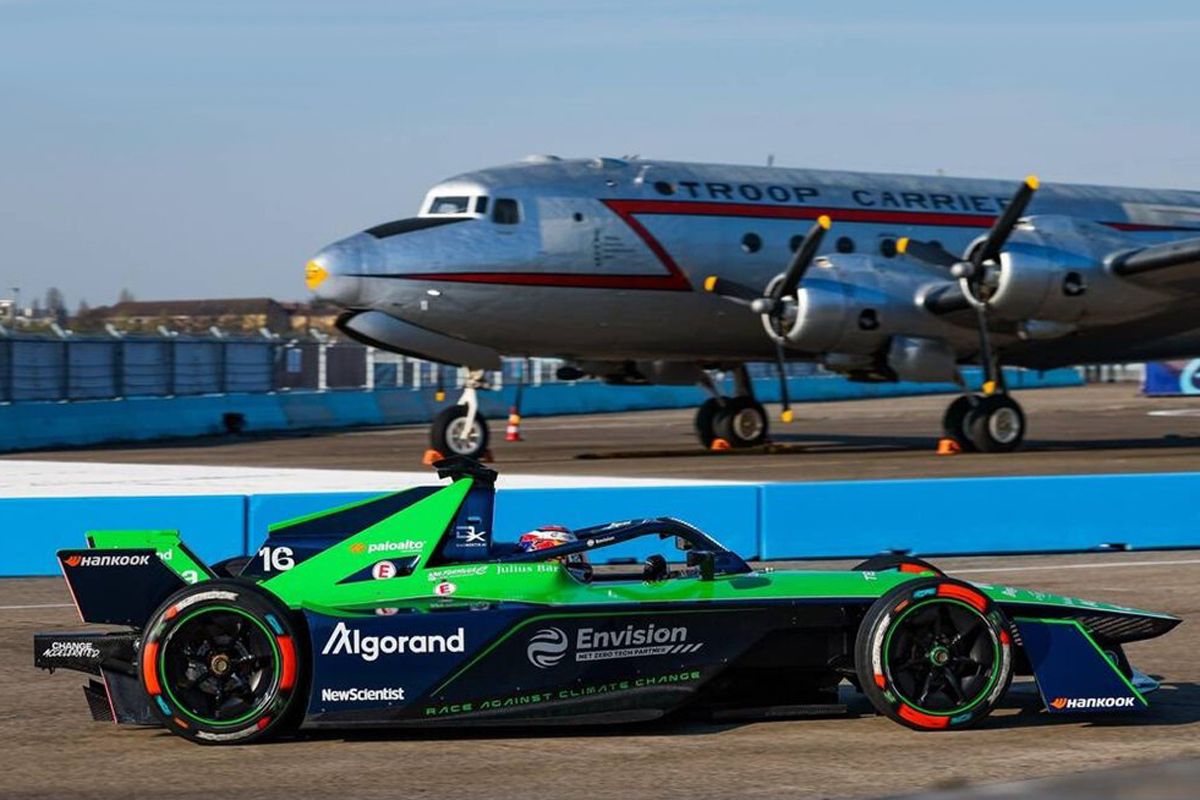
[36,458,1179,744]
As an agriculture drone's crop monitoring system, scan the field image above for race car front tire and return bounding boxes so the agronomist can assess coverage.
[140,579,305,745]
[854,577,1013,731]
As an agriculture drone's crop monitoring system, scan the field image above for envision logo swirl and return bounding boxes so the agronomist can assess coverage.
[527,627,568,668]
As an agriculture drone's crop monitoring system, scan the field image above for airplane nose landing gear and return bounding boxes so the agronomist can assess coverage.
[430,370,491,460]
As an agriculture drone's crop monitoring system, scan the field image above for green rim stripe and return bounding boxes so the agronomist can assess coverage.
[883,598,1002,717]
[160,605,280,727]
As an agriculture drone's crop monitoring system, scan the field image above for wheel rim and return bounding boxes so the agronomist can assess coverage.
[160,606,279,726]
[987,407,1021,444]
[730,407,764,442]
[446,416,482,455]
[883,599,1000,715]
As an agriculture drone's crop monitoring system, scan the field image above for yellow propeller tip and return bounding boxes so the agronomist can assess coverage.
[817,215,832,230]
[896,237,909,254]
[703,276,718,292]
[1025,175,1040,190]
[781,410,794,423]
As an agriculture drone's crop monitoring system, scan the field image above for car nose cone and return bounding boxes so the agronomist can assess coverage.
[306,233,381,305]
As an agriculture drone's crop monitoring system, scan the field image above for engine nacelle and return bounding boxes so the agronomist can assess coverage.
[773,255,952,355]
[988,245,1094,323]
[987,217,1173,324]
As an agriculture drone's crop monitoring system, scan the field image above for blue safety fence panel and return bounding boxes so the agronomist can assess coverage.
[758,472,1200,559]
[1,495,245,577]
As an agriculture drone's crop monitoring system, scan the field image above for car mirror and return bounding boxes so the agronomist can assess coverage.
[686,550,716,581]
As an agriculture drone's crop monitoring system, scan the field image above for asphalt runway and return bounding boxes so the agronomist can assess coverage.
[9,384,1200,482]
[5,550,1199,800]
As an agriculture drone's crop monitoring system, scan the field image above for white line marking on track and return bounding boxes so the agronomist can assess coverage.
[955,558,1200,574]
[0,602,74,611]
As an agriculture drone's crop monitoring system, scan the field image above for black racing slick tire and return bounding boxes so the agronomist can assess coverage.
[694,398,722,448]
[431,405,490,459]
[854,577,1014,731]
[713,396,769,448]
[963,394,1026,454]
[140,579,306,745]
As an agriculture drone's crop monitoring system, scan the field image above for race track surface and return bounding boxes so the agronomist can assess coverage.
[8,384,1200,482]
[5,551,1198,800]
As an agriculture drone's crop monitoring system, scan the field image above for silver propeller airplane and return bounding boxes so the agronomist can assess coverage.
[306,155,1200,458]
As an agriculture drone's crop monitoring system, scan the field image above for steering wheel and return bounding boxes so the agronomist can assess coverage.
[643,554,669,582]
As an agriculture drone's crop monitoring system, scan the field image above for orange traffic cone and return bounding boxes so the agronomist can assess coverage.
[422,449,445,466]
[710,438,732,451]
[936,438,962,456]
[505,407,522,442]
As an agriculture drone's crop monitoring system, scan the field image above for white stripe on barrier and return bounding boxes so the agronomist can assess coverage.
[0,459,742,498]
[0,602,74,611]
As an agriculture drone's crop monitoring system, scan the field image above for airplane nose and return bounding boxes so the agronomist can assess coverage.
[306,233,381,305]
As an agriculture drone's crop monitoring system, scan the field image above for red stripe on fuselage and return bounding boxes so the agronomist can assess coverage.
[378,199,1199,290]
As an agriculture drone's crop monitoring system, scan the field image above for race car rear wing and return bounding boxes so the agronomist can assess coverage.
[58,529,214,628]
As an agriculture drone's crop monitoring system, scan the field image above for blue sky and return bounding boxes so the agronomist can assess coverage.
[3,1,1200,308]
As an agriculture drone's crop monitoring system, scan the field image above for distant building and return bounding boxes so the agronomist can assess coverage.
[74,298,341,335]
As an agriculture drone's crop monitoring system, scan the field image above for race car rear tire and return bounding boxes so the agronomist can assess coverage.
[854,577,1013,731]
[140,579,305,745]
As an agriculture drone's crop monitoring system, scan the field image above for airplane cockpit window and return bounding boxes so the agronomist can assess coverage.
[493,198,521,225]
[428,196,471,215]
[474,196,489,214]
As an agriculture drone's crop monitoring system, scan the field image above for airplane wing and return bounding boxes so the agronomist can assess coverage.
[1109,237,1200,292]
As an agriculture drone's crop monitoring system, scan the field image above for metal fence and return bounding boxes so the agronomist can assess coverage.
[0,332,831,404]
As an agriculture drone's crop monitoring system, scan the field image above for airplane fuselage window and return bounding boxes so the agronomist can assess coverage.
[836,236,855,254]
[475,196,489,214]
[741,233,762,253]
[493,198,521,224]
[429,196,471,214]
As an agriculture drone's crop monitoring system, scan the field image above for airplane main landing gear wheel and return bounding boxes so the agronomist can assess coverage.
[855,578,1014,731]
[431,405,490,459]
[694,398,722,449]
[963,395,1025,453]
[941,396,978,452]
[713,396,769,448]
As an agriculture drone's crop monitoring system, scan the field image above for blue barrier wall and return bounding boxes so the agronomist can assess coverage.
[0,367,1081,452]
[758,473,1200,559]
[6,468,1190,578]
[3,495,246,576]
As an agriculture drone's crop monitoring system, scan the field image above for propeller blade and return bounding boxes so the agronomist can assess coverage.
[774,340,793,423]
[703,275,760,306]
[770,215,832,302]
[975,175,1039,266]
[897,237,959,269]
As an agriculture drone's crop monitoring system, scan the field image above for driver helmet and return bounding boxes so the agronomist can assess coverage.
[518,526,589,565]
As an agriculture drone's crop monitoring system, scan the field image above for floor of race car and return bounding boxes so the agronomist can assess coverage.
[4,550,1199,800]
